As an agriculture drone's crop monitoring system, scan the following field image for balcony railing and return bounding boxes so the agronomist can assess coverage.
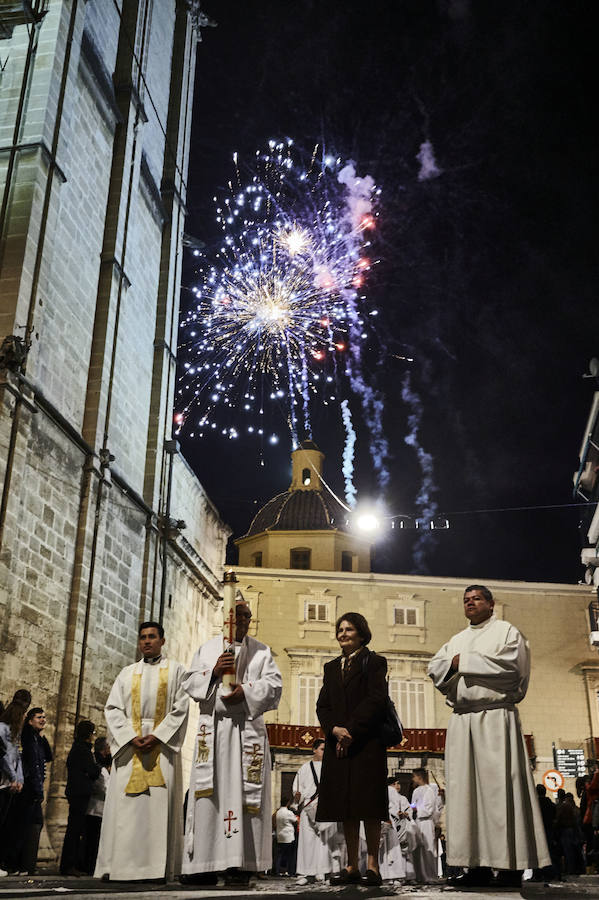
[267,723,535,758]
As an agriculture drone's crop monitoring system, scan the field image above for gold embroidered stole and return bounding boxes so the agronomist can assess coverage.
[125,663,169,796]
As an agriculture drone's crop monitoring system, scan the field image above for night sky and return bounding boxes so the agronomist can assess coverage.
[177,0,597,584]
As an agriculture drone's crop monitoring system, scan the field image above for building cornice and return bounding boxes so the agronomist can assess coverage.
[232,565,590,596]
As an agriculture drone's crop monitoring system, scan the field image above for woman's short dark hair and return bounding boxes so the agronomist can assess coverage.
[75,720,95,741]
[335,612,372,646]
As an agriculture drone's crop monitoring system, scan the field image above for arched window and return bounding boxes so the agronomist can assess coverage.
[302,467,311,486]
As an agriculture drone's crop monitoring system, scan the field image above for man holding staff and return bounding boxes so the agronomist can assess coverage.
[181,582,282,887]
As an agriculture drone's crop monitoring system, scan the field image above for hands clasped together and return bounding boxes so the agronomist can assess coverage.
[213,651,246,705]
[332,725,353,758]
[131,734,159,752]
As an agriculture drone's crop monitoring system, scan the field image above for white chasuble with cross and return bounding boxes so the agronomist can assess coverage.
[95,657,189,881]
[182,634,282,874]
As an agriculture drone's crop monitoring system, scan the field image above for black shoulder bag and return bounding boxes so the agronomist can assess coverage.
[362,652,404,748]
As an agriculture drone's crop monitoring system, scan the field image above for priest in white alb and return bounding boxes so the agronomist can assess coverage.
[95,622,189,881]
[181,599,282,887]
[428,584,550,889]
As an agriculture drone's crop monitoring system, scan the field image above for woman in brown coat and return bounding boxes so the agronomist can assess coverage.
[316,612,388,885]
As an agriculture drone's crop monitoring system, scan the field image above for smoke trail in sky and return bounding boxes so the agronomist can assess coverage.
[401,372,439,572]
[416,140,442,181]
[336,162,390,489]
[340,399,357,507]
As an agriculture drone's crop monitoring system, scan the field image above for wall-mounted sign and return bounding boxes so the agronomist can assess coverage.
[553,748,586,778]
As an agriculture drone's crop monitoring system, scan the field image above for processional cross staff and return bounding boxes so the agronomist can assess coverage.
[222,569,238,690]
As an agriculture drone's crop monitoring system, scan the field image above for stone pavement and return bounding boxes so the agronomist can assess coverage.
[2,874,599,900]
[0,873,519,899]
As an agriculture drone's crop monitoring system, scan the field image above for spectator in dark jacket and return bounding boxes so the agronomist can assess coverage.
[16,709,53,874]
[555,793,585,875]
[59,721,100,876]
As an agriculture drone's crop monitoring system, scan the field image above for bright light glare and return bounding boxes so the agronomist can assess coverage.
[356,513,379,532]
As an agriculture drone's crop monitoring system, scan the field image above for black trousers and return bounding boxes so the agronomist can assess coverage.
[60,801,87,874]
[84,815,102,875]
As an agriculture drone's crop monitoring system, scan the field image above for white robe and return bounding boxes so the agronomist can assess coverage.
[182,635,282,874]
[95,657,189,881]
[293,759,340,876]
[379,787,407,880]
[428,613,550,870]
[412,784,438,883]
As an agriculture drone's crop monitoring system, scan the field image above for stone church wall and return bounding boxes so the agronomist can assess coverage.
[0,0,229,860]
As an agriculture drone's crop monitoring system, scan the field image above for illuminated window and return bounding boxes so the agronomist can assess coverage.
[298,674,321,725]
[394,606,417,626]
[389,679,425,728]
[302,467,311,486]
[290,548,311,569]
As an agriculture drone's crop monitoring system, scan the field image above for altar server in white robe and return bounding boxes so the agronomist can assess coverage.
[411,769,438,883]
[379,779,407,880]
[182,600,282,886]
[293,739,339,881]
[428,584,550,887]
[95,622,189,881]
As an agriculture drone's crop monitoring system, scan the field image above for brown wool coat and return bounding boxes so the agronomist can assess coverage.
[315,648,389,822]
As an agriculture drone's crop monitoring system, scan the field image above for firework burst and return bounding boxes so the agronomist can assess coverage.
[177,139,380,469]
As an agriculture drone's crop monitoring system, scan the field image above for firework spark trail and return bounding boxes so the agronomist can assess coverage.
[341,399,357,507]
[178,140,381,463]
[401,371,439,572]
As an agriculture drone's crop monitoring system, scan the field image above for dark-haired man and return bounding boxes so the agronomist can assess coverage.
[428,585,549,887]
[95,622,189,882]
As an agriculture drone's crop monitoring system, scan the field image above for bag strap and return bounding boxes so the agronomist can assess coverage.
[309,760,319,789]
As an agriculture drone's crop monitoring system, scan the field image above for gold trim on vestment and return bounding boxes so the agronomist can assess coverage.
[125,664,168,795]
[194,788,213,799]
[244,804,260,815]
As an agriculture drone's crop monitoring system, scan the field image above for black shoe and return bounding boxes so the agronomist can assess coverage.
[330,868,361,885]
[180,872,219,885]
[447,867,492,888]
[494,869,523,887]
[224,868,251,887]
[361,869,383,886]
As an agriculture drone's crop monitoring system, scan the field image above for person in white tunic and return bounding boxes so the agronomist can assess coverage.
[379,779,407,880]
[95,622,189,881]
[181,600,282,887]
[293,739,339,882]
[411,769,438,883]
[428,584,550,888]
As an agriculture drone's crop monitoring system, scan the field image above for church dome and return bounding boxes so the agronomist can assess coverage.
[244,488,350,537]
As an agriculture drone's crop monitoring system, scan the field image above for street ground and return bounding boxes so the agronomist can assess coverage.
[3,872,598,900]
[0,873,518,899]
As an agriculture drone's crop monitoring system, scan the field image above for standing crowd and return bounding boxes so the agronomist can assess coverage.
[0,691,112,878]
[0,583,574,886]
